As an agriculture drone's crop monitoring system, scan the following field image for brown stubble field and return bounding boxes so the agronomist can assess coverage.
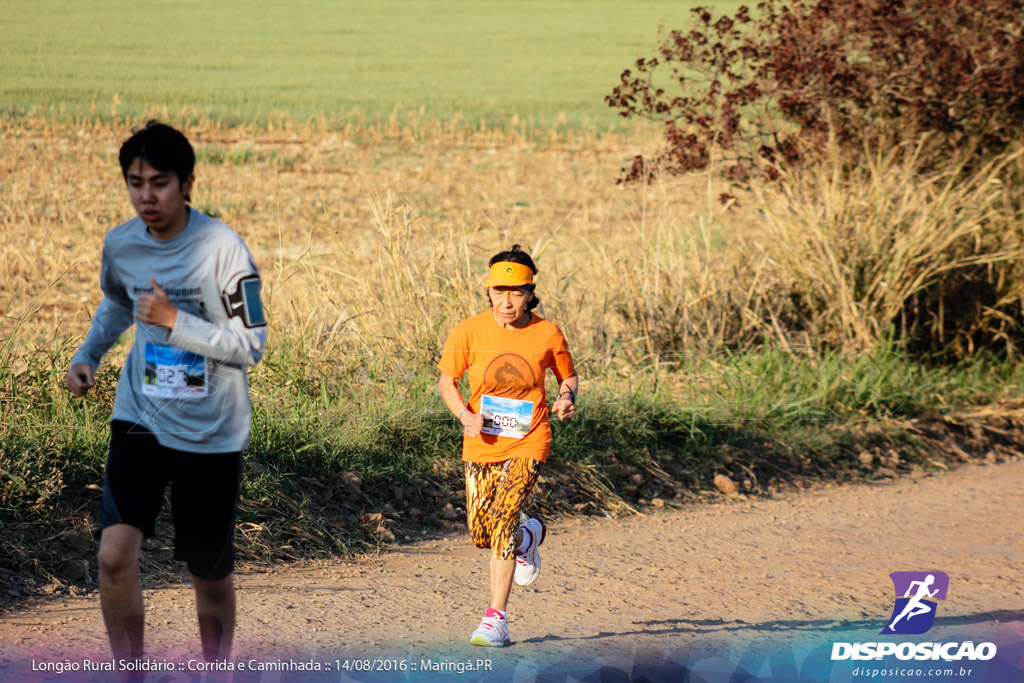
[0,114,736,370]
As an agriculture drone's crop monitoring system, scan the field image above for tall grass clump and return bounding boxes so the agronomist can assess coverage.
[594,207,778,359]
[599,141,1024,359]
[751,141,1024,356]
[341,193,480,369]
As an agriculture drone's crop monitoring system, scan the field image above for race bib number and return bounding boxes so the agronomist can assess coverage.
[480,394,533,439]
[142,343,209,398]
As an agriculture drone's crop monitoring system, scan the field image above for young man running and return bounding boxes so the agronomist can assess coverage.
[65,121,266,666]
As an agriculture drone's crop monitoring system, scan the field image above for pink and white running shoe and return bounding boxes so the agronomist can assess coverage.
[470,608,510,647]
[514,517,547,587]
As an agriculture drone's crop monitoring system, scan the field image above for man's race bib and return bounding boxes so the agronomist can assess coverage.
[480,394,533,439]
[142,343,209,398]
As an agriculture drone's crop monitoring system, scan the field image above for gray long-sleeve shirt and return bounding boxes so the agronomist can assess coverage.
[72,208,267,453]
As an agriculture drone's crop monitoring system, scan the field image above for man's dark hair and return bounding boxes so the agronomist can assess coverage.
[119,120,195,192]
[487,244,541,311]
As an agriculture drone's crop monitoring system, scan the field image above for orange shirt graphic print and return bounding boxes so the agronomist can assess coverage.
[482,353,536,400]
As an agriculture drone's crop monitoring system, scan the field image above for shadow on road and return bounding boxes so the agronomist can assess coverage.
[521,610,1024,644]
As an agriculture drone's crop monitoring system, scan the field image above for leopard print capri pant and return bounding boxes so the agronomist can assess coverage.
[465,458,543,560]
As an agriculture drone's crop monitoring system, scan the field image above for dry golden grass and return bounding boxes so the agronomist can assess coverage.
[0,113,747,373]
[3,113,1022,375]
[749,139,1024,355]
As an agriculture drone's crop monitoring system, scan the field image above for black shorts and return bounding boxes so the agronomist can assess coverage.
[100,420,243,581]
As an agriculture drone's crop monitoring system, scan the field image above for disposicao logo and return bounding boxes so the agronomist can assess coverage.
[830,571,997,663]
[880,570,948,635]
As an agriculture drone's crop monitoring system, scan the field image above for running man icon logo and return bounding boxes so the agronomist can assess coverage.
[880,571,950,635]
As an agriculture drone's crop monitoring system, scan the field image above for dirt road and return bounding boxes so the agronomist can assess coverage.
[2,460,1023,681]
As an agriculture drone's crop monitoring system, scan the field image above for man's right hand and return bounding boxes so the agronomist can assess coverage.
[66,363,96,397]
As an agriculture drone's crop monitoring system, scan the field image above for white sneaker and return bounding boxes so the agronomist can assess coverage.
[470,609,509,647]
[514,517,546,586]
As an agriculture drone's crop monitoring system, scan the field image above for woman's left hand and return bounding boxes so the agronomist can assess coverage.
[552,397,575,421]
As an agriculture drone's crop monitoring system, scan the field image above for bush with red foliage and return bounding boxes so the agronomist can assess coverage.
[607,0,1024,184]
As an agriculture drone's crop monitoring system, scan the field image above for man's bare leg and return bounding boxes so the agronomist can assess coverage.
[98,524,145,663]
[193,573,235,662]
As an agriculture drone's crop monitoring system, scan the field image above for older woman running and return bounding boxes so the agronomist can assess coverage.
[437,244,578,647]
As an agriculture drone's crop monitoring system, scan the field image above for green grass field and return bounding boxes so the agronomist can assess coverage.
[0,0,743,126]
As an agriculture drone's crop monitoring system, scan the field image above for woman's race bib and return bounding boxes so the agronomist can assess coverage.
[480,394,533,439]
[142,343,209,398]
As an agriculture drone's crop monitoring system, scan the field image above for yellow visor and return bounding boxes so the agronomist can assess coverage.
[485,261,535,287]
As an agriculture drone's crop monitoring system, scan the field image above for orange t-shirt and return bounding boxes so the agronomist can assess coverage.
[438,310,575,463]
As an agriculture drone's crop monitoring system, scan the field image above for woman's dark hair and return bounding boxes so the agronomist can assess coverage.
[487,244,540,311]
[118,120,195,200]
